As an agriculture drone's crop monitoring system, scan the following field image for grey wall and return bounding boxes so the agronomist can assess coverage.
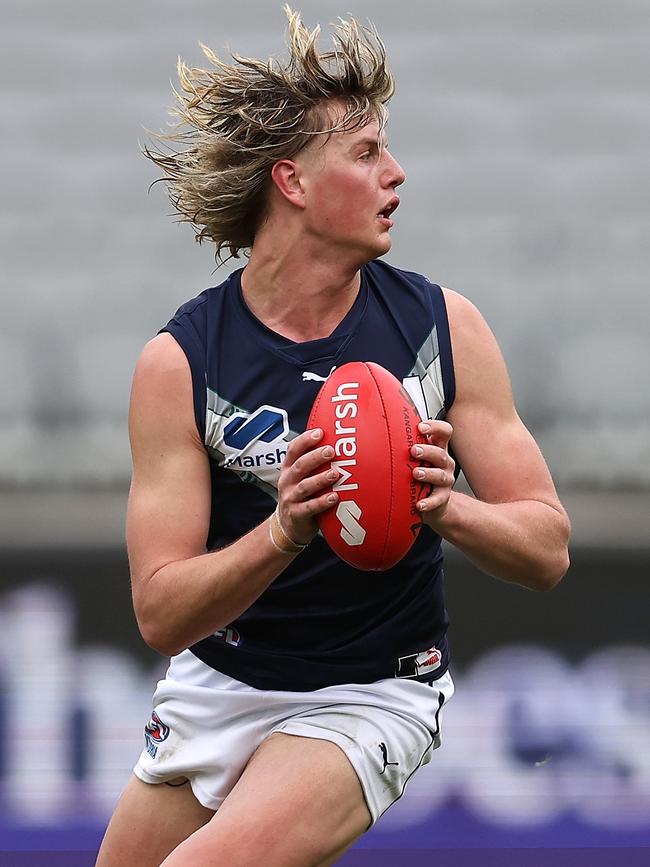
[1,0,649,487]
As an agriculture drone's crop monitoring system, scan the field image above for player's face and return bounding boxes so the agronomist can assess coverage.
[299,116,406,262]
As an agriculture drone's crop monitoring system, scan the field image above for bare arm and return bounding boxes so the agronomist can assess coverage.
[412,289,570,591]
[127,333,337,656]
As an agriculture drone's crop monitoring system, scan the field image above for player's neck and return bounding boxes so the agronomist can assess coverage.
[241,241,363,343]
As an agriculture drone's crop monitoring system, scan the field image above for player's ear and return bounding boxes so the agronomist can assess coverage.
[270,160,306,209]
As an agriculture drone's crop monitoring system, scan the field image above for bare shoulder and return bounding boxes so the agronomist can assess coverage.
[130,332,200,446]
[442,287,501,352]
[441,287,514,416]
[441,285,481,320]
[133,332,191,386]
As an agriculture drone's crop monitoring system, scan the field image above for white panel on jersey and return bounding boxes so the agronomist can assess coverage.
[205,386,298,499]
[403,324,446,422]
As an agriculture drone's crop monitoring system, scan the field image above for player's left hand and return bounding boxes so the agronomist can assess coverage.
[410,420,455,526]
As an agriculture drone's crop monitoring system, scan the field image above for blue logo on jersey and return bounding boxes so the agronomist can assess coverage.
[224,407,287,450]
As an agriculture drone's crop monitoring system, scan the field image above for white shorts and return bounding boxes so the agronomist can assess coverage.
[133,650,454,825]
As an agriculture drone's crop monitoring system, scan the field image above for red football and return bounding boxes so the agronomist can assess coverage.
[307,361,430,571]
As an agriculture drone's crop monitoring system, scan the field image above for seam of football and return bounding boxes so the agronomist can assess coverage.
[368,363,395,570]
[306,378,326,431]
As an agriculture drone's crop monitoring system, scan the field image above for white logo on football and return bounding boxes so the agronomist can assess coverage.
[336,501,366,547]
[302,365,337,383]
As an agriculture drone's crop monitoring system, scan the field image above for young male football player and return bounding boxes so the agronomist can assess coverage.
[96,8,570,866]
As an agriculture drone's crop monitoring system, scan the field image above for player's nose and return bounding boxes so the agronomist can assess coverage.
[383,150,406,188]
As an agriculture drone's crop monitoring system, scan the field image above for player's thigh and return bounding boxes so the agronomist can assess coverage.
[95,774,214,867]
[160,732,371,867]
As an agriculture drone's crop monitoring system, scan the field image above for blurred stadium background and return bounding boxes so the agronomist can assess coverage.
[1,1,648,864]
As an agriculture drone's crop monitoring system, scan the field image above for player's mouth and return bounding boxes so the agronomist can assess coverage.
[377,196,400,228]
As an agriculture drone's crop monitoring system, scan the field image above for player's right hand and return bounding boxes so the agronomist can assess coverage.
[276,428,339,546]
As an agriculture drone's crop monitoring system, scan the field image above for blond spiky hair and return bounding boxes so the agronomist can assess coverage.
[143,5,395,261]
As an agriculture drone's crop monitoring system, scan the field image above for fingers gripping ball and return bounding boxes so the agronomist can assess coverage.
[307,362,430,571]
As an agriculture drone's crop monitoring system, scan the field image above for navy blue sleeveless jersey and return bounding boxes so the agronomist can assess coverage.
[160,258,455,691]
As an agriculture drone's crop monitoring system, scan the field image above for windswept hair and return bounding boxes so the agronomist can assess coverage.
[143,5,395,261]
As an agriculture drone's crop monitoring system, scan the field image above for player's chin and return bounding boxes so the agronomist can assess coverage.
[371,231,393,256]
[349,232,392,265]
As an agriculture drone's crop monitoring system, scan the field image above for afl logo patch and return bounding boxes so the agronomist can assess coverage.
[144,710,170,758]
[396,646,442,678]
